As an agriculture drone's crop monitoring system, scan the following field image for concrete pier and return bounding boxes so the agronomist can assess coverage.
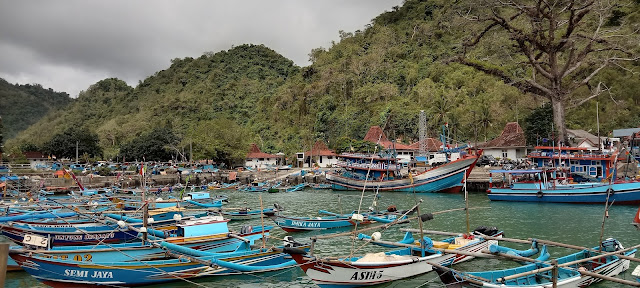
[5,166,501,193]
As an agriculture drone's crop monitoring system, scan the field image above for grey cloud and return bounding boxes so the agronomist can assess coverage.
[0,0,402,97]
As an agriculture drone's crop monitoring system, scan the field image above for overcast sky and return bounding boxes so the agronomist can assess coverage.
[0,0,403,97]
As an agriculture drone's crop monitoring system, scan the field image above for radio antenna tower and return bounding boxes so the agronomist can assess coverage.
[419,110,427,156]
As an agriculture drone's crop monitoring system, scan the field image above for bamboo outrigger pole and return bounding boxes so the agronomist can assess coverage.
[402,228,640,264]
[496,243,640,284]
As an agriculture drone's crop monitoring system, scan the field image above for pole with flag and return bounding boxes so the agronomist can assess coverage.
[140,162,145,201]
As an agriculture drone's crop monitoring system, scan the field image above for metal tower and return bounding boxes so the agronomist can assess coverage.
[419,110,427,156]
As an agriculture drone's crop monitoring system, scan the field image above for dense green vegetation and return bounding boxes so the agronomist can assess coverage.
[0,78,72,141]
[6,0,640,163]
[42,127,102,159]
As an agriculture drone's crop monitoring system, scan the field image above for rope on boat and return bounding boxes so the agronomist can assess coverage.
[351,116,391,256]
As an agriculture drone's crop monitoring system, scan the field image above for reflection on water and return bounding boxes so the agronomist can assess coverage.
[5,188,639,287]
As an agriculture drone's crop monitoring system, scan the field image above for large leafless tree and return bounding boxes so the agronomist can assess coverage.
[455,0,639,143]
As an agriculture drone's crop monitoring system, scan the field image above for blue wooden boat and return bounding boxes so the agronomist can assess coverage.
[285,183,307,192]
[182,191,228,202]
[241,181,280,192]
[435,238,635,288]
[6,215,271,270]
[488,169,640,204]
[10,240,309,287]
[267,211,375,232]
[309,183,331,189]
[1,222,142,246]
[184,198,224,208]
[0,208,189,246]
[221,208,277,221]
[326,152,478,193]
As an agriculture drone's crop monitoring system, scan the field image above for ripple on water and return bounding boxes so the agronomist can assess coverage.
[5,188,639,287]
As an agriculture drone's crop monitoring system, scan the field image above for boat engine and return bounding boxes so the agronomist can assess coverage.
[274,203,284,211]
[473,226,499,236]
[601,238,623,252]
[240,225,253,234]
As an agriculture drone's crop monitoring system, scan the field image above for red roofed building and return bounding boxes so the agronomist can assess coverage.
[479,122,528,160]
[301,141,338,168]
[23,151,49,170]
[245,143,279,169]
[362,126,416,165]
[409,138,443,152]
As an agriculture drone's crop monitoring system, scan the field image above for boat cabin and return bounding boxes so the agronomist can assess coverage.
[527,146,619,180]
[176,215,229,237]
[335,151,401,181]
[183,192,210,200]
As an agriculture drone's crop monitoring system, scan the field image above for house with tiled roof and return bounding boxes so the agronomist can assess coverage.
[299,141,338,168]
[245,143,279,169]
[362,126,416,165]
[23,151,49,170]
[479,122,528,161]
[567,129,601,149]
[409,138,443,152]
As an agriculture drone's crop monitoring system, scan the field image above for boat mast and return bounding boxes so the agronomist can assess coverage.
[597,101,601,153]
[464,172,470,235]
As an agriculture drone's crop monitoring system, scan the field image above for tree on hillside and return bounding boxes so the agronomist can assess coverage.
[187,118,251,167]
[119,127,179,162]
[42,127,102,160]
[455,0,639,143]
[523,103,554,145]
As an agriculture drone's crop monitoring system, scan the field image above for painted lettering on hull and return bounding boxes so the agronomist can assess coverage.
[289,221,321,228]
[91,271,114,278]
[349,270,384,281]
[64,269,113,278]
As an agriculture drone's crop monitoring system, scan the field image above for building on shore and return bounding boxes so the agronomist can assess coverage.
[363,126,415,166]
[479,122,528,161]
[245,143,279,169]
[298,141,338,168]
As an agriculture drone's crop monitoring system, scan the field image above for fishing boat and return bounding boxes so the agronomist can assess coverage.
[435,238,635,288]
[267,210,375,232]
[487,169,640,204]
[527,146,622,181]
[309,183,331,189]
[1,207,198,246]
[325,150,478,193]
[6,214,271,271]
[241,181,280,192]
[221,207,278,221]
[286,226,504,287]
[182,191,228,202]
[633,264,640,283]
[10,239,309,287]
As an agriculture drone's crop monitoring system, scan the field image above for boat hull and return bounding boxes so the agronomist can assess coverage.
[437,249,634,288]
[269,214,374,232]
[326,157,477,193]
[488,181,640,204]
[291,237,498,287]
[10,248,299,287]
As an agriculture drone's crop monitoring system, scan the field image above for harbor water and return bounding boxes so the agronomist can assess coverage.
[5,188,639,287]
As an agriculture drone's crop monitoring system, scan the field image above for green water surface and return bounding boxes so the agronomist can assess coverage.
[5,188,639,287]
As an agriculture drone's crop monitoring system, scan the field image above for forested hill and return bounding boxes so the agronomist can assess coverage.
[10,44,300,160]
[0,78,72,140]
[7,0,640,163]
